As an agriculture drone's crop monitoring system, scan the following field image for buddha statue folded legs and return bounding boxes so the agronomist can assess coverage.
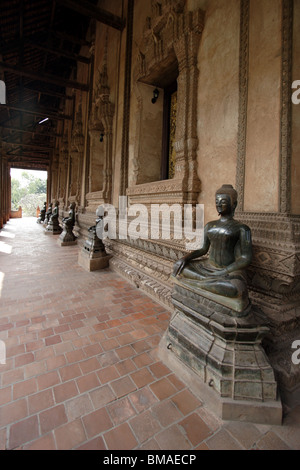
[172,184,252,314]
[159,185,281,424]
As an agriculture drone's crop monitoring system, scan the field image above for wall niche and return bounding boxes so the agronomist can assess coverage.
[128,0,204,207]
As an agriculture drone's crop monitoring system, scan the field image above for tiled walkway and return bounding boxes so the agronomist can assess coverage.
[0,217,299,451]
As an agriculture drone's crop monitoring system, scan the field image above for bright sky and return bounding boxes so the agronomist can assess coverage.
[10,168,48,181]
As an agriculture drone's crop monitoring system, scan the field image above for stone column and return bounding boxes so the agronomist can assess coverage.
[2,156,9,224]
[101,101,115,203]
[0,140,3,229]
[235,0,300,406]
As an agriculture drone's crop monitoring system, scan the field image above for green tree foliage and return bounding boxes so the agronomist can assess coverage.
[11,179,27,210]
[21,171,47,194]
[11,171,47,216]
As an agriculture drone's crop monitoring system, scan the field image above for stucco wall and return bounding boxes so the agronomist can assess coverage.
[244,0,281,213]
[197,0,240,222]
[292,0,300,215]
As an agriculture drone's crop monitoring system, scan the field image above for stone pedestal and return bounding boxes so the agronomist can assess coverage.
[44,219,62,235]
[78,227,112,272]
[57,226,77,246]
[57,238,77,247]
[158,279,282,425]
[78,249,112,272]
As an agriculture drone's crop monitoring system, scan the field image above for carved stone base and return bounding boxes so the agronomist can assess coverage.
[78,249,112,272]
[58,228,76,244]
[158,281,282,424]
[44,222,62,235]
[159,335,282,425]
[57,239,77,247]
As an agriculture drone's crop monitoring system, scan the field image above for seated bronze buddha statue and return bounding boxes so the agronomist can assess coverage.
[62,202,76,229]
[173,185,252,313]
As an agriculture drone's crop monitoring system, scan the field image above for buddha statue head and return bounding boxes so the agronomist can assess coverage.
[215,184,238,216]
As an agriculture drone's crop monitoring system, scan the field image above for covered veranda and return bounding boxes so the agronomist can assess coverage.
[0,217,299,450]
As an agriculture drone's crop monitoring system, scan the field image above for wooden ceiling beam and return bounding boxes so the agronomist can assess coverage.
[0,61,89,91]
[49,29,91,47]
[0,103,72,120]
[1,37,90,63]
[5,141,53,151]
[56,0,125,31]
[23,85,73,100]
[1,124,61,138]
[25,39,91,64]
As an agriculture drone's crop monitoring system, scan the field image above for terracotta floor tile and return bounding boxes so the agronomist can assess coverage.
[97,365,120,384]
[59,363,82,382]
[149,362,171,379]
[13,377,37,400]
[206,428,244,450]
[155,424,191,450]
[256,431,292,450]
[76,436,106,450]
[116,345,135,360]
[0,398,28,427]
[130,367,155,388]
[9,415,39,449]
[76,372,100,393]
[54,419,87,450]
[53,380,78,404]
[0,386,12,406]
[171,389,202,416]
[150,377,177,400]
[132,352,153,368]
[115,358,137,377]
[65,348,86,364]
[37,370,60,390]
[39,404,68,434]
[23,432,57,450]
[89,385,116,409]
[0,218,298,451]
[64,394,93,421]
[152,399,183,427]
[179,413,213,446]
[110,376,137,398]
[129,410,162,444]
[107,397,136,425]
[103,422,138,450]
[129,387,158,413]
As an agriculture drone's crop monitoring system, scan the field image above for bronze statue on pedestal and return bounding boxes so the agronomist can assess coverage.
[45,201,62,234]
[59,202,77,244]
[173,184,252,313]
[37,201,46,224]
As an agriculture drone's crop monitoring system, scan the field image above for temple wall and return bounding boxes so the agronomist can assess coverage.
[46,0,300,407]
[292,0,300,215]
[197,0,240,222]
[244,0,281,213]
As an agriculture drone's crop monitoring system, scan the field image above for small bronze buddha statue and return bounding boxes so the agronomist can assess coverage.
[46,201,62,234]
[43,202,53,225]
[37,201,46,224]
[59,202,76,243]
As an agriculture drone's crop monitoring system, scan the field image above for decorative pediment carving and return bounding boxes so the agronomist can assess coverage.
[134,1,205,84]
[131,2,204,204]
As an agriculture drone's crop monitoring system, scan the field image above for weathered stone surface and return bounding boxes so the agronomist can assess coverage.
[159,281,282,424]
